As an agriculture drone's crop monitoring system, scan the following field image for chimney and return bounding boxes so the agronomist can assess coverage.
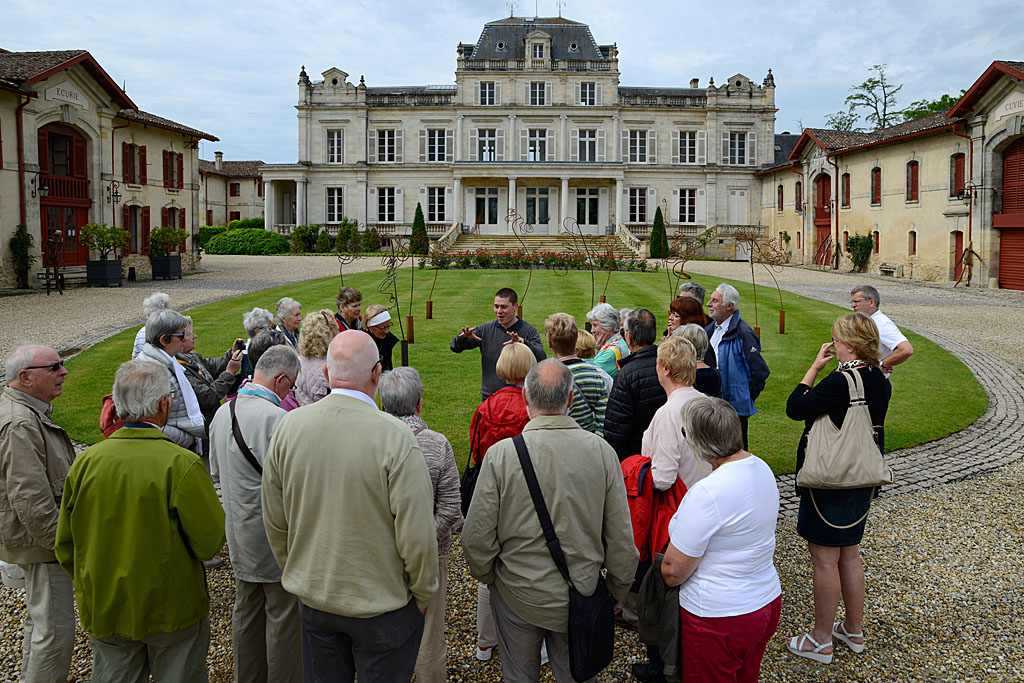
[690,78,699,88]
[214,151,223,171]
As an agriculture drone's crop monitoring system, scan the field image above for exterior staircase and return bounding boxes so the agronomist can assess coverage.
[449,233,636,257]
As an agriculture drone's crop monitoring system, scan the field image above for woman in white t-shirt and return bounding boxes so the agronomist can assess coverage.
[662,397,782,683]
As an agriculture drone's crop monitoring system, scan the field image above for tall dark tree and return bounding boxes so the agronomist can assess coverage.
[410,203,429,255]
[846,64,903,130]
[649,206,668,259]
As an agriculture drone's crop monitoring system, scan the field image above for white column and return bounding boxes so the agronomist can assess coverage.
[456,115,464,161]
[615,178,624,226]
[454,177,463,225]
[264,182,275,228]
[508,177,517,233]
[560,114,567,161]
[560,177,569,233]
[296,180,307,226]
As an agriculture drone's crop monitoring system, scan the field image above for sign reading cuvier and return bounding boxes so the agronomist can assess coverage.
[996,90,1024,122]
[45,81,89,109]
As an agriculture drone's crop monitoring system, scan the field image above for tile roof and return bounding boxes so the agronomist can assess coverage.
[470,16,606,61]
[116,108,218,142]
[792,109,963,160]
[998,60,1024,73]
[198,159,264,177]
[0,49,87,82]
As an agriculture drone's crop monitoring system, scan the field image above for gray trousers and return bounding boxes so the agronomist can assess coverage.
[490,587,594,683]
[414,553,448,683]
[233,579,302,683]
[90,616,210,683]
[20,562,75,683]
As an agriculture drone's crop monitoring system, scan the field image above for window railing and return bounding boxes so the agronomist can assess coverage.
[619,94,707,108]
[461,59,613,72]
[366,93,455,107]
[42,174,89,200]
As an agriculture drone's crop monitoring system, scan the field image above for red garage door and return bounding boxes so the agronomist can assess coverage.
[999,139,1024,289]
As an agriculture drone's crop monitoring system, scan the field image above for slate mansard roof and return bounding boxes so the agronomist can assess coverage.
[468,16,608,61]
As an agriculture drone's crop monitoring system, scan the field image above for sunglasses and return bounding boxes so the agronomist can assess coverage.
[24,360,65,372]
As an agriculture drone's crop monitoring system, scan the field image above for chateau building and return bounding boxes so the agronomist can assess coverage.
[758,60,1024,290]
[199,151,265,226]
[0,49,216,286]
[261,16,776,244]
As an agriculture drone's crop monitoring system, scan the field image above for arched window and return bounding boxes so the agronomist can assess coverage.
[777,184,784,211]
[841,173,851,207]
[950,153,966,198]
[843,230,849,249]
[871,167,882,205]
[906,160,919,201]
[873,230,880,253]
[908,230,917,255]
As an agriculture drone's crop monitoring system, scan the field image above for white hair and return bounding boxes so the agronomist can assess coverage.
[276,297,301,320]
[142,292,171,317]
[5,344,40,382]
[112,360,172,422]
[145,310,188,346]
[586,303,620,333]
[379,367,424,417]
[243,307,274,337]
[254,345,300,380]
[524,359,573,414]
[715,283,740,310]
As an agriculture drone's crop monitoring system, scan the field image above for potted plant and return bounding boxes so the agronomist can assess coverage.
[149,226,188,280]
[81,222,128,287]
[8,224,36,289]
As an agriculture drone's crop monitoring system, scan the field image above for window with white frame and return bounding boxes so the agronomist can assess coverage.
[678,131,697,164]
[479,81,496,106]
[427,187,446,222]
[629,187,647,223]
[327,130,344,163]
[628,130,648,163]
[578,129,596,162]
[528,129,547,162]
[478,129,497,162]
[576,188,599,225]
[377,130,397,162]
[326,187,344,223]
[427,129,446,162]
[579,82,596,106]
[727,132,747,165]
[678,189,696,223]
[532,43,544,59]
[530,82,546,106]
[377,187,396,222]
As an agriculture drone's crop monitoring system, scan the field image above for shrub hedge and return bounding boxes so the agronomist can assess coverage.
[205,228,290,255]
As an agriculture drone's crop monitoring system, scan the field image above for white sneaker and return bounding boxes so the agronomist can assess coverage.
[476,644,495,661]
[540,641,549,666]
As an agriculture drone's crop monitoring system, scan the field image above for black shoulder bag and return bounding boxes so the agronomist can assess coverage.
[512,434,616,682]
[229,399,263,475]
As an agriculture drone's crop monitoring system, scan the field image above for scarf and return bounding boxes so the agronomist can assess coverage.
[156,347,205,430]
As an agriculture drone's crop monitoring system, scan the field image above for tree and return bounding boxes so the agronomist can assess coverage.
[410,203,429,255]
[902,90,965,121]
[845,64,903,130]
[824,108,863,132]
[649,206,668,259]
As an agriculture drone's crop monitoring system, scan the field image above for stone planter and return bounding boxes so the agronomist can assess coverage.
[86,259,123,287]
[151,254,183,280]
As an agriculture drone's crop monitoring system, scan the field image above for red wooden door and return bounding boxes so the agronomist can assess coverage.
[38,124,91,266]
[998,139,1024,289]
[953,231,964,282]
[814,174,831,225]
[815,226,832,265]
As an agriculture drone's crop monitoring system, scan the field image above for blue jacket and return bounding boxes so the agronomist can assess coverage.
[705,311,769,417]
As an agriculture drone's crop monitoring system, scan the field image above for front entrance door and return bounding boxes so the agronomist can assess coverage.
[38,123,91,266]
[42,206,90,267]
[474,188,502,234]
[575,188,601,234]
[525,187,551,234]
[815,226,832,266]
[727,189,748,225]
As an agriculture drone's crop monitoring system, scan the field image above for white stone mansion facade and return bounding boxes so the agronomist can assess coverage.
[260,15,776,240]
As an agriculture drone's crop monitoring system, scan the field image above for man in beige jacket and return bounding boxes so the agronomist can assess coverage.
[262,331,438,683]
[463,359,639,683]
[0,345,76,682]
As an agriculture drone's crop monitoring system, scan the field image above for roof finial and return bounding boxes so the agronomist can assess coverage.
[507,0,515,16]
[557,0,566,17]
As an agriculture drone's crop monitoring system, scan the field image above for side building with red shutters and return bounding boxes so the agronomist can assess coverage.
[0,49,217,286]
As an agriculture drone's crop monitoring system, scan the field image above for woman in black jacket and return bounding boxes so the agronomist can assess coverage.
[784,312,891,665]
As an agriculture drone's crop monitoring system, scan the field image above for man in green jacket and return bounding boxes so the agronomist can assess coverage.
[56,359,225,681]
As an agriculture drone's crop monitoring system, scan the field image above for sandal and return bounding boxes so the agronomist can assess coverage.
[833,622,865,653]
[785,632,833,664]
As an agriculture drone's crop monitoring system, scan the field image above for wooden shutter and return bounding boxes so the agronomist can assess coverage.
[570,129,579,162]
[139,146,147,184]
[445,129,454,162]
[574,83,581,106]
[908,161,919,201]
[545,82,552,106]
[595,83,603,106]
[122,204,130,240]
[394,130,403,163]
[721,132,730,165]
[696,188,707,223]
[670,188,680,221]
[141,206,151,254]
[671,130,680,164]
[367,130,377,163]
[525,83,531,104]
[161,206,169,229]
[697,130,706,165]
[597,130,606,162]
[162,150,170,187]
[395,188,404,223]
[520,129,529,161]
[469,129,478,161]
[473,82,480,105]
[419,129,427,162]
[621,130,629,162]
[445,186,453,222]
[952,153,966,197]
[495,128,505,161]
[546,129,556,161]
[1003,140,1024,214]
[648,130,657,164]
[121,141,130,182]
[179,208,187,251]
[747,132,757,166]
[177,152,184,189]
[494,82,501,105]
[999,229,1024,289]
[72,136,86,178]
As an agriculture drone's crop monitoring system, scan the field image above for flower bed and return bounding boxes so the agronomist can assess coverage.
[428,248,652,271]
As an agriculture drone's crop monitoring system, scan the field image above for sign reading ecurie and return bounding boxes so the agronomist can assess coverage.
[45,81,89,109]
[995,89,1024,122]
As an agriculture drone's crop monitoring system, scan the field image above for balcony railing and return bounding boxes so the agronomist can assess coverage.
[619,94,707,108]
[461,59,612,72]
[42,174,89,200]
[366,93,455,107]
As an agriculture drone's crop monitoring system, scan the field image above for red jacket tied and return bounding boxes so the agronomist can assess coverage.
[621,454,687,563]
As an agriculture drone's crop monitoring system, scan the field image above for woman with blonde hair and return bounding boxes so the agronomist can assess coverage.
[362,304,400,371]
[294,309,339,406]
[785,312,891,664]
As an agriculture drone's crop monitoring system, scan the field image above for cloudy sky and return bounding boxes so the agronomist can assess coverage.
[5,0,1021,164]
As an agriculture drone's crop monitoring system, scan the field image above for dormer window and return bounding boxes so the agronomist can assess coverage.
[532,43,544,59]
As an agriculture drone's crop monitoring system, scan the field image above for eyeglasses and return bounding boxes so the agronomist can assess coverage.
[24,360,65,372]
[371,356,382,372]
[165,333,185,339]
[321,312,333,327]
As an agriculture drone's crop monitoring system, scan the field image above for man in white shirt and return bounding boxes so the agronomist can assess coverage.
[850,285,914,377]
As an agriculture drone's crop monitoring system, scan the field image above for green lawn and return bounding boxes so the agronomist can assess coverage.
[54,268,988,474]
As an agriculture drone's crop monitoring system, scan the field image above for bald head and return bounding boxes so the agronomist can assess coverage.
[325,330,382,394]
[523,359,573,416]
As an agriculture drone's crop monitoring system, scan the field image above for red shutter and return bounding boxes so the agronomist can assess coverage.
[37,130,50,174]
[842,174,851,206]
[162,150,170,188]
[141,206,151,255]
[908,162,919,201]
[1004,140,1024,214]
[139,146,147,184]
[257,179,263,197]
[179,208,187,251]
[122,204,129,231]
[177,153,184,189]
[161,206,169,228]
[206,209,213,225]
[122,141,131,182]
[72,136,87,178]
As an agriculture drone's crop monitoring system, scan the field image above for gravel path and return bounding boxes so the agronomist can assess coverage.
[2,257,1023,681]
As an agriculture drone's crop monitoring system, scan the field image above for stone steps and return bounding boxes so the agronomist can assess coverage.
[450,234,635,257]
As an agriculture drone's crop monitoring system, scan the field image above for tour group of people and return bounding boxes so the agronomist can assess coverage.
[0,279,914,682]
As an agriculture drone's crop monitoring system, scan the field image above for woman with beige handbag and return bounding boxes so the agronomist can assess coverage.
[784,313,892,665]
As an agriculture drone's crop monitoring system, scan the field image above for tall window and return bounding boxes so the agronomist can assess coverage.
[841,173,851,207]
[679,189,697,223]
[525,188,549,224]
[163,151,183,189]
[950,153,966,198]
[229,211,241,221]
[873,230,880,253]
[532,43,544,59]
[257,180,264,197]
[777,184,784,212]
[678,131,697,164]
[126,205,140,252]
[377,130,397,163]
[579,82,596,106]
[871,167,882,205]
[906,160,919,201]
[479,81,495,106]
[629,188,647,223]
[326,187,343,223]
[628,130,647,163]
[478,129,497,162]
[795,181,803,212]
[427,187,446,222]
[229,182,240,197]
[377,187,395,222]
[122,143,146,184]
[576,188,599,225]
[578,130,596,162]
[530,82,546,106]
[327,130,344,163]
[908,230,917,255]
[475,187,499,225]
[427,129,446,162]
[728,132,747,165]
[527,129,547,161]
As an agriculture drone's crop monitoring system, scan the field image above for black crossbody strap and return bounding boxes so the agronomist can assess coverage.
[512,434,572,587]
[229,398,263,475]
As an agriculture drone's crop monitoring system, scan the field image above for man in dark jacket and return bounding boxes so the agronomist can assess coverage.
[603,308,666,461]
[706,284,770,449]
